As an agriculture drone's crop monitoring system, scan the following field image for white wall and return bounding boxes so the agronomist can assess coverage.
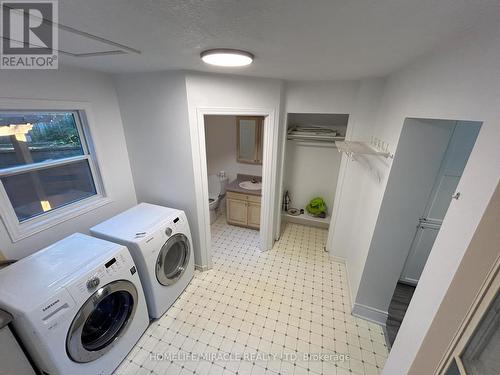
[326,21,500,374]
[112,72,205,266]
[285,80,360,113]
[284,143,341,212]
[186,72,283,260]
[281,80,361,228]
[0,67,137,259]
[114,72,283,268]
[380,23,500,374]
[327,78,386,289]
[204,115,262,182]
[355,118,455,318]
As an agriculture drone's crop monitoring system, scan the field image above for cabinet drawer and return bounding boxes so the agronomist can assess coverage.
[247,195,261,204]
[226,191,247,201]
[227,191,261,203]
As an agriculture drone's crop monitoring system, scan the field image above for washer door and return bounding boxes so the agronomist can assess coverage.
[156,233,191,286]
[66,280,138,363]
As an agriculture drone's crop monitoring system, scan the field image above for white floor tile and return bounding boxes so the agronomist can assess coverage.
[114,216,388,374]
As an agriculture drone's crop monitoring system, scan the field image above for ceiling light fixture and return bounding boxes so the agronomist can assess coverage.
[200,49,254,67]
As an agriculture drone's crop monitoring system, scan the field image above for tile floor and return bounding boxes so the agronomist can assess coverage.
[114,215,389,375]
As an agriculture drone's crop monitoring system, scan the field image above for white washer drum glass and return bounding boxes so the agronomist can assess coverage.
[66,280,138,363]
[156,233,190,286]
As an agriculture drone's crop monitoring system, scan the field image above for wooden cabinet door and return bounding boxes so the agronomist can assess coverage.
[227,198,247,226]
[247,202,261,229]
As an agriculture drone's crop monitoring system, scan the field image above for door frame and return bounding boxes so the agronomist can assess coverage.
[438,256,500,374]
[189,107,279,270]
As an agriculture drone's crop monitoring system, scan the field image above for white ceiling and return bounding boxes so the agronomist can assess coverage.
[58,0,500,80]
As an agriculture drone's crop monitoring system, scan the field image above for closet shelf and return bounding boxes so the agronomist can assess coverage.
[282,212,330,229]
[335,140,393,158]
[287,134,345,141]
[287,134,345,147]
[287,124,344,145]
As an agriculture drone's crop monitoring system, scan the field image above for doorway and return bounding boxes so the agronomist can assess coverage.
[385,118,482,346]
[204,115,264,228]
[400,121,481,285]
[189,108,279,270]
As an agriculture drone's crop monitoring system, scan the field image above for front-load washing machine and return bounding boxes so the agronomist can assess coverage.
[0,233,149,375]
[90,203,195,319]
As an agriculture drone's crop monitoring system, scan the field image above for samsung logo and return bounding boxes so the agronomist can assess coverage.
[42,299,60,312]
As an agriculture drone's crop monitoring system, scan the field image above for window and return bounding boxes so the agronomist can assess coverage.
[0,110,107,241]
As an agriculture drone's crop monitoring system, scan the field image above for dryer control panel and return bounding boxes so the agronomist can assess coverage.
[164,215,183,237]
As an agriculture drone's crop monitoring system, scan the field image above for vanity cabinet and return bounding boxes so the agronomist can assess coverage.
[226,191,261,229]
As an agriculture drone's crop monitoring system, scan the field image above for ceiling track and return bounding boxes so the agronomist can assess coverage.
[1,36,129,58]
[3,5,141,56]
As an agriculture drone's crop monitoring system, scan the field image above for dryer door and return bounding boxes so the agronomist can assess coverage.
[66,280,138,363]
[156,233,191,286]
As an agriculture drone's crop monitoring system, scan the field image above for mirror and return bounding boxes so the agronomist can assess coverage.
[237,116,263,164]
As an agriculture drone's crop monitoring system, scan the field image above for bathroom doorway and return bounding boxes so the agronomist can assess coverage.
[203,115,264,227]
[189,107,279,270]
[383,118,482,346]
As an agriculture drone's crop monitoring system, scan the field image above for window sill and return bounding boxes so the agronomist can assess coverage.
[2,195,112,243]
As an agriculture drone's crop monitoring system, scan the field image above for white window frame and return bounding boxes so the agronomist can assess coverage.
[0,99,111,242]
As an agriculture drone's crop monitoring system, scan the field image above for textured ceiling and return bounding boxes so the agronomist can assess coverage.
[58,0,500,79]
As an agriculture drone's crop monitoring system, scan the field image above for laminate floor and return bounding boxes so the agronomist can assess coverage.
[385,283,416,347]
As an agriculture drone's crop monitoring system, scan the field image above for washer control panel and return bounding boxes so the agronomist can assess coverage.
[77,252,129,295]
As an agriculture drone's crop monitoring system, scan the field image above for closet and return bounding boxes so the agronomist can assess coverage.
[282,113,349,228]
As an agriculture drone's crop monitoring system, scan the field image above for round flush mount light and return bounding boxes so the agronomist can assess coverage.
[200,49,254,67]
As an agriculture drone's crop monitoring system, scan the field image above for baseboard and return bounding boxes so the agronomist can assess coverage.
[331,255,355,314]
[331,255,346,264]
[282,212,330,229]
[352,302,388,327]
[330,255,388,327]
[194,264,210,272]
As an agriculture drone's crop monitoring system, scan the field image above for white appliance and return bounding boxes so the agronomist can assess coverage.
[0,234,149,375]
[208,173,228,224]
[90,203,195,319]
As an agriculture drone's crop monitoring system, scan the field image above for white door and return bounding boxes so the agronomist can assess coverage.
[400,122,481,285]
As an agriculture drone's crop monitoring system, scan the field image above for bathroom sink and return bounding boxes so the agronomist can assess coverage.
[239,181,262,190]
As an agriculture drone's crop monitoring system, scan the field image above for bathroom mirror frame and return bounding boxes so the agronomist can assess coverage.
[236,116,264,165]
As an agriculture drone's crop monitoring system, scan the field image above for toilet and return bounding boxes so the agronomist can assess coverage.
[208,174,228,224]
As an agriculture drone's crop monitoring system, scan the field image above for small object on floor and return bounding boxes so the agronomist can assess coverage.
[306,197,327,217]
[287,207,300,216]
[283,190,291,211]
[300,208,304,214]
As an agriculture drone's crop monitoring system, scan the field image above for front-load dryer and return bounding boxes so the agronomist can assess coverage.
[90,203,195,319]
[0,233,149,375]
